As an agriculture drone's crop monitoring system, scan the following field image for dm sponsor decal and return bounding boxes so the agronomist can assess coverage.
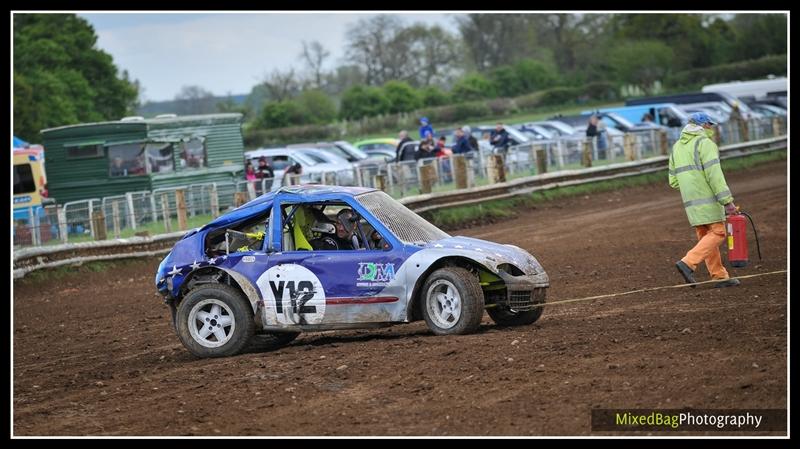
[357,262,395,287]
[256,264,326,326]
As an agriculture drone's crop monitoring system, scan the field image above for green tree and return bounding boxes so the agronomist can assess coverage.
[339,85,390,120]
[451,73,496,102]
[608,40,675,93]
[382,81,422,114]
[488,66,524,98]
[296,89,337,124]
[257,101,305,129]
[456,14,542,71]
[345,16,462,87]
[704,17,738,65]
[323,64,366,96]
[609,14,710,70]
[514,59,558,92]
[419,86,450,106]
[13,14,139,141]
[730,14,787,61]
[528,14,610,74]
[216,93,253,121]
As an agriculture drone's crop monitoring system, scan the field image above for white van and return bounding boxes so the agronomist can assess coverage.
[702,77,787,101]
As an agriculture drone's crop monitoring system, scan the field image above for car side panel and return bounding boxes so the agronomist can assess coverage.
[254,250,409,327]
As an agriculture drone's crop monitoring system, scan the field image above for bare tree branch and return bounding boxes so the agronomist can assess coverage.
[299,40,330,89]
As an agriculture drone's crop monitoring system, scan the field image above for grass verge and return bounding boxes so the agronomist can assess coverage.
[17,257,162,285]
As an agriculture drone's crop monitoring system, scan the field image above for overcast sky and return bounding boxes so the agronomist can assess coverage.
[79,13,461,102]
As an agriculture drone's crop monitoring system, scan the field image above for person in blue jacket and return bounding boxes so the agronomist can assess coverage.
[452,128,473,154]
[419,117,434,139]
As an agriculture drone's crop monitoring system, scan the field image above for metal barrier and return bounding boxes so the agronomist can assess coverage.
[11,116,786,249]
[13,134,786,277]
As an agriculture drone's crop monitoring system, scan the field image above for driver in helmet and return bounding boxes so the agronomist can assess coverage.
[334,208,358,250]
[308,208,359,250]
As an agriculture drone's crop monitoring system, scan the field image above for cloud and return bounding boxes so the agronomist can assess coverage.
[86,13,455,101]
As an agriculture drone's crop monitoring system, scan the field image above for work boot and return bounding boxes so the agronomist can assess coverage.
[714,278,741,288]
[675,261,697,287]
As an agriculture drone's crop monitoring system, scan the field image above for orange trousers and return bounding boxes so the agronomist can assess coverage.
[681,222,730,280]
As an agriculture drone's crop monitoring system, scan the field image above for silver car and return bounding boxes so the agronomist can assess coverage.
[244,147,355,190]
[523,120,580,137]
[288,141,376,166]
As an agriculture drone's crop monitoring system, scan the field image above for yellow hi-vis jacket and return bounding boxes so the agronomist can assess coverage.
[668,124,734,226]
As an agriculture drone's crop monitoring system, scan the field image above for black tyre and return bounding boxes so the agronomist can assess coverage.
[176,284,255,358]
[421,267,485,335]
[487,289,546,327]
[247,331,301,352]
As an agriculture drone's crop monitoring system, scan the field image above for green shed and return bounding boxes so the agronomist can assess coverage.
[40,113,245,204]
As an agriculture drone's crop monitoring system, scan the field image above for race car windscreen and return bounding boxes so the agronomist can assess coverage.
[357,191,450,245]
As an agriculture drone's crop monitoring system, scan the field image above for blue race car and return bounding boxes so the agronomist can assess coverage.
[155,185,549,358]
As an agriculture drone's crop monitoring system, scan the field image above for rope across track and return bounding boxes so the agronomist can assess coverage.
[524,270,788,310]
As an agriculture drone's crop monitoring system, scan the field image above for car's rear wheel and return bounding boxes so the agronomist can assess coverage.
[421,267,485,335]
[176,284,255,358]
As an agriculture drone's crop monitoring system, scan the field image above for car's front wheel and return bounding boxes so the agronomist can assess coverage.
[421,267,485,335]
[487,289,546,326]
[175,284,255,358]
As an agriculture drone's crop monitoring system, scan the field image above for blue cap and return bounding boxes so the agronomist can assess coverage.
[420,117,429,124]
[688,112,717,126]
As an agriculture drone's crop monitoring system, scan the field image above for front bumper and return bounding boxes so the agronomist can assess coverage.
[487,271,549,311]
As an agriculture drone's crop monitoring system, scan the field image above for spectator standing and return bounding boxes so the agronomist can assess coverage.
[245,162,257,181]
[415,138,436,160]
[256,157,274,180]
[435,136,447,157]
[452,128,473,154]
[419,117,434,140]
[490,123,510,151]
[282,163,303,186]
[463,126,479,152]
[586,115,609,159]
[596,115,609,158]
[396,130,414,161]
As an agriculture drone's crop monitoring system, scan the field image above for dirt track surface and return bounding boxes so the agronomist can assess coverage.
[13,160,788,436]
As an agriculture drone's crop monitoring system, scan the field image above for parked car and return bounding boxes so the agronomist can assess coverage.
[523,121,581,137]
[625,91,759,120]
[294,148,359,185]
[681,107,728,125]
[435,128,492,154]
[353,138,399,153]
[584,104,689,128]
[243,147,355,188]
[155,185,550,358]
[761,94,787,109]
[288,141,375,166]
[363,147,397,163]
[472,125,531,148]
[515,123,557,141]
[679,104,730,124]
[546,113,625,155]
[746,102,787,117]
[702,77,786,102]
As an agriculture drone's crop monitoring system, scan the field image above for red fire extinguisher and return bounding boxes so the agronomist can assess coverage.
[726,207,762,268]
